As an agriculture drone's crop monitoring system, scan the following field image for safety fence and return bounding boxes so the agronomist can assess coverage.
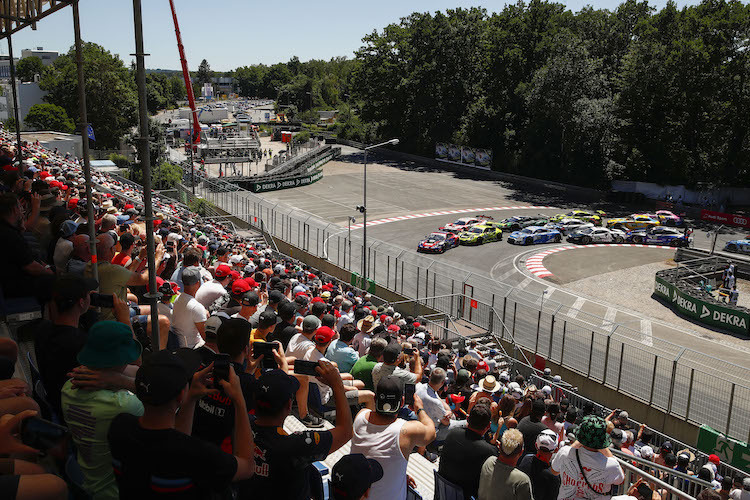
[183,170,750,444]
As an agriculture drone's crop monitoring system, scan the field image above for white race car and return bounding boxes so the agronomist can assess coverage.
[439,216,490,233]
[544,218,594,236]
[567,226,627,244]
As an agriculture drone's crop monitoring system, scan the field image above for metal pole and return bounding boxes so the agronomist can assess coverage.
[362,149,367,280]
[189,113,195,194]
[132,0,161,349]
[726,383,735,435]
[72,1,98,283]
[6,35,22,168]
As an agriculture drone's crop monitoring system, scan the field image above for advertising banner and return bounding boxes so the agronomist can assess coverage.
[448,144,461,162]
[435,143,448,159]
[475,148,492,169]
[696,425,750,472]
[700,209,750,229]
[461,147,476,165]
[250,169,324,193]
[654,276,750,335]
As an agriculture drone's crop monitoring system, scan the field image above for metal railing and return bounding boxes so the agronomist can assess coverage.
[613,450,705,500]
[192,175,750,444]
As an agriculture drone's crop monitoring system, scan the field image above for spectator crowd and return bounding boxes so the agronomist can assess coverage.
[0,133,746,500]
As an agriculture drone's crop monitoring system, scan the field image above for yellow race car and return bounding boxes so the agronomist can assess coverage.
[458,222,503,245]
[548,210,606,226]
[606,214,661,231]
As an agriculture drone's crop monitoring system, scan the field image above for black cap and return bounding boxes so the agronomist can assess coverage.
[53,275,98,305]
[375,375,403,416]
[278,301,297,321]
[269,290,285,304]
[382,342,402,364]
[135,349,202,406]
[256,369,300,413]
[331,454,384,500]
[240,291,260,307]
[258,310,277,329]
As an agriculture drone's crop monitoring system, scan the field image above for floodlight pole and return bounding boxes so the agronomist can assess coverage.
[132,0,161,349]
[72,0,98,283]
[6,35,22,169]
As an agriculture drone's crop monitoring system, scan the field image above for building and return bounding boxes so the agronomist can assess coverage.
[20,47,58,66]
[21,131,83,158]
[246,104,275,124]
[0,81,48,130]
[0,55,18,79]
[211,76,234,96]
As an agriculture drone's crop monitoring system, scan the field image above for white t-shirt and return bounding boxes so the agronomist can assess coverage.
[336,311,354,332]
[286,333,314,359]
[157,301,173,323]
[551,446,625,500]
[303,348,332,404]
[352,331,372,357]
[730,489,750,500]
[415,382,449,427]
[195,280,227,309]
[171,293,208,348]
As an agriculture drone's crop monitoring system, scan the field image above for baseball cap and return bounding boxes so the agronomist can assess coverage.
[640,446,655,460]
[135,348,202,406]
[542,385,552,396]
[375,375,403,415]
[536,429,558,452]
[611,428,625,444]
[314,326,335,344]
[258,310,277,329]
[182,267,202,287]
[255,369,300,413]
[708,454,720,465]
[553,375,561,383]
[60,219,79,238]
[215,264,231,279]
[240,291,260,307]
[618,410,629,421]
[576,415,611,450]
[331,453,384,500]
[52,275,98,306]
[205,315,225,340]
[232,279,251,295]
[302,315,321,333]
[77,321,142,368]
[268,290,285,304]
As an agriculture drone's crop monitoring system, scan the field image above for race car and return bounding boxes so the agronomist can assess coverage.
[507,226,562,245]
[544,218,594,236]
[652,210,684,227]
[417,231,459,253]
[548,210,606,226]
[606,214,661,231]
[626,226,690,246]
[458,222,503,245]
[496,216,550,231]
[724,239,750,254]
[567,227,627,244]
[439,215,491,233]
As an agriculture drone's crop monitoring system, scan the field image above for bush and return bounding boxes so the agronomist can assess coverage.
[109,153,129,168]
[188,197,209,216]
[294,130,311,144]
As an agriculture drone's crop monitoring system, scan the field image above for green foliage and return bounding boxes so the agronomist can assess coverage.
[293,130,311,144]
[350,0,750,187]
[108,153,129,169]
[188,197,209,216]
[3,118,17,132]
[17,56,44,82]
[40,42,137,149]
[145,73,187,113]
[24,103,74,133]
[197,59,212,86]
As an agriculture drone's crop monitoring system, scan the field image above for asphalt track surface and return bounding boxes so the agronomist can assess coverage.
[199,145,750,438]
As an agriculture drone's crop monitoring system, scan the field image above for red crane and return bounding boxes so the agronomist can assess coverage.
[168,0,201,147]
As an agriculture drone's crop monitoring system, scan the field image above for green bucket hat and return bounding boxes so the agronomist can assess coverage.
[577,415,611,450]
[77,321,142,369]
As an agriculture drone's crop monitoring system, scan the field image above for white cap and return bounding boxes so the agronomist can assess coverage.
[536,429,558,452]
[508,382,521,391]
[499,371,510,381]
[553,375,561,383]
[640,445,654,460]
[543,368,551,375]
[229,254,243,265]
[542,385,552,395]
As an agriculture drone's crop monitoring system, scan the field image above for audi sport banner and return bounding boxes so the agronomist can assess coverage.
[461,147,476,164]
[700,209,750,229]
[475,148,492,169]
[437,143,493,170]
[435,143,448,159]
[447,144,461,162]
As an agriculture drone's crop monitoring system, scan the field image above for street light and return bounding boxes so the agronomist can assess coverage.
[361,138,399,283]
[348,216,356,268]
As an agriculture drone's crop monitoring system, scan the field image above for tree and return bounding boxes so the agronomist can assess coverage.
[17,56,44,82]
[40,42,137,149]
[196,59,212,85]
[24,103,75,133]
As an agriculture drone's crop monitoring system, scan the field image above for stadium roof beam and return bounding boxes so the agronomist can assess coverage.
[0,0,74,39]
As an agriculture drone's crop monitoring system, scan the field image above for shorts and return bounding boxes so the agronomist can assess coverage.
[128,305,141,318]
[345,389,359,402]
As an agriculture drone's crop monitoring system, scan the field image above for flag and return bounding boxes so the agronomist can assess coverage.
[86,124,96,141]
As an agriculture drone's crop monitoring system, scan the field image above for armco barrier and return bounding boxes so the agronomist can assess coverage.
[654,275,750,336]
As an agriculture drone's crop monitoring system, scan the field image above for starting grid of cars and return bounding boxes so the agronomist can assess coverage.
[417,209,693,253]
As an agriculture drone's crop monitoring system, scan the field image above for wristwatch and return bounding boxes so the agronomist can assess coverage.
[416,408,425,415]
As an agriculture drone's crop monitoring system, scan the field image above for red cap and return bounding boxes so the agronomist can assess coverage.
[148,276,165,293]
[229,270,240,280]
[245,278,259,288]
[60,185,69,191]
[124,203,134,210]
[153,219,162,226]
[448,394,466,404]
[321,283,334,291]
[379,314,387,323]
[311,296,325,304]
[308,273,317,280]
[68,198,79,209]
[314,326,335,344]
[387,324,400,333]
[232,279,250,295]
[478,361,489,372]
[215,264,231,278]
[708,454,720,464]
[413,322,421,328]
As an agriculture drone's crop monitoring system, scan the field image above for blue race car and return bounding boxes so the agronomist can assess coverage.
[626,226,689,247]
[507,226,562,245]
[724,239,750,254]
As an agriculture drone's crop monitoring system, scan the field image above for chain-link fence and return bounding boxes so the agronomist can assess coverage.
[176,175,750,443]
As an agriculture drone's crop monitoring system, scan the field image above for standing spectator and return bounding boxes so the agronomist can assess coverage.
[251,309,277,343]
[372,342,422,389]
[232,290,261,326]
[330,453,384,500]
[244,363,353,499]
[195,263,231,309]
[518,429,561,500]
[351,337,387,391]
[52,219,77,272]
[107,349,255,497]
[326,323,359,373]
[170,267,208,348]
[336,299,354,332]
[66,233,91,276]
[111,231,135,268]
[350,376,436,500]
[61,321,142,500]
[268,301,298,350]
[730,477,750,500]
[353,315,376,356]
[439,401,498,499]
[518,398,548,457]
[478,428,533,500]
[720,477,734,500]
[550,415,625,500]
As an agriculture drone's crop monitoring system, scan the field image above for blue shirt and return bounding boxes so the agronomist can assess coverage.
[325,339,359,373]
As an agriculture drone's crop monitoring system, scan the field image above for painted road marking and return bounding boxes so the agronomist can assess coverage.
[524,244,673,279]
[640,319,654,347]
[350,205,555,230]
[517,277,532,290]
[568,297,587,319]
[603,307,618,327]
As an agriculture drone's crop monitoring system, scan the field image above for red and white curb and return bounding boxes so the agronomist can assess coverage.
[526,244,674,279]
[350,205,555,230]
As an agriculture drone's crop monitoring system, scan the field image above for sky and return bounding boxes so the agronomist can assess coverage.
[7,0,699,72]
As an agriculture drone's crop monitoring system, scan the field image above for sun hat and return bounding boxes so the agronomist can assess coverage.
[356,315,377,333]
[577,415,611,450]
[479,375,501,393]
[77,321,142,368]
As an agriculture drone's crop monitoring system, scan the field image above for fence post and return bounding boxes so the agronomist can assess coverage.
[534,310,541,354]
[547,313,555,360]
[616,341,625,391]
[587,331,595,378]
[512,302,517,338]
[602,327,615,384]
[648,355,658,405]
[685,368,695,421]
[489,294,495,334]
[726,383,736,435]
[666,349,685,415]
[416,267,420,299]
[502,296,507,324]
[400,260,404,295]
[387,255,391,290]
[560,322,567,365]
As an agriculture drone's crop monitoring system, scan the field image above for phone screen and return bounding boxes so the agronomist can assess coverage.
[252,342,278,370]
[404,383,416,406]
[21,417,68,451]
[293,360,319,377]
[90,293,114,308]
[213,353,230,384]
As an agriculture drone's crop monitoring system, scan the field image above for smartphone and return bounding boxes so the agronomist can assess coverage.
[90,293,114,308]
[404,347,415,355]
[20,417,69,451]
[404,383,416,406]
[294,360,320,377]
[252,341,278,370]
[213,353,230,384]
[259,282,267,292]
